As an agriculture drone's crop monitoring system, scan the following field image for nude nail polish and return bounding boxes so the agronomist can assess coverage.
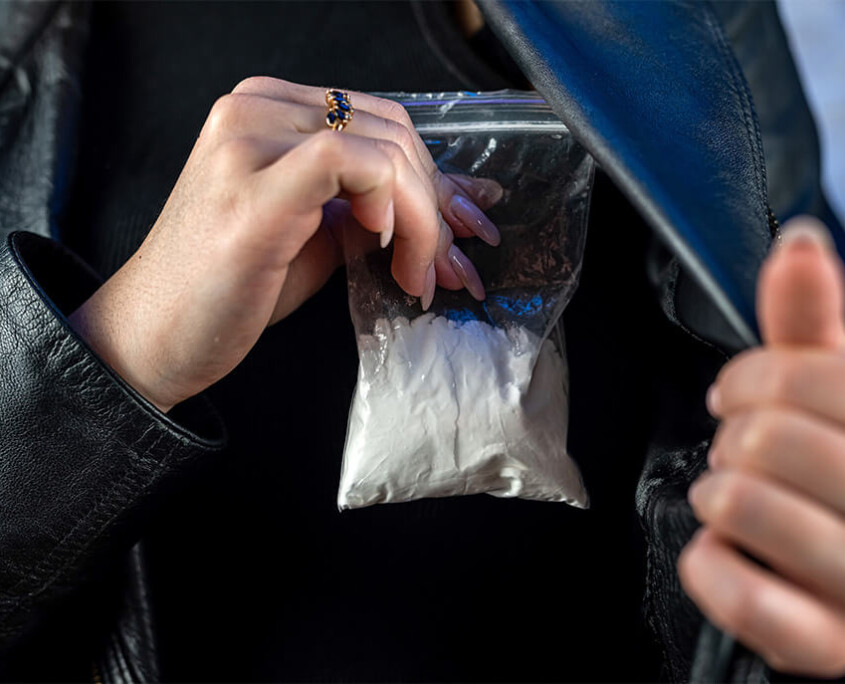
[380,200,394,248]
[450,195,501,246]
[779,221,833,251]
[421,263,436,311]
[448,244,485,301]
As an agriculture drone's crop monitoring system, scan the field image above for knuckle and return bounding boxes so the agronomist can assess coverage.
[393,121,417,155]
[232,75,286,95]
[306,130,345,166]
[707,474,754,530]
[725,583,766,635]
[719,349,762,393]
[767,358,804,403]
[212,137,259,177]
[373,136,403,162]
[207,94,251,136]
[370,140,401,180]
[380,98,412,126]
[736,410,782,468]
[376,115,417,161]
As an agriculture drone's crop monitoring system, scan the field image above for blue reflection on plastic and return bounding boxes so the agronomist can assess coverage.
[483,294,544,319]
[443,308,479,324]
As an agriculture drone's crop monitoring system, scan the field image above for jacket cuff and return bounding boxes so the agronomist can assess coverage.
[0,231,225,643]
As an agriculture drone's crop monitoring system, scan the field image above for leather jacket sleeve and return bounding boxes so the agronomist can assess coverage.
[0,231,226,649]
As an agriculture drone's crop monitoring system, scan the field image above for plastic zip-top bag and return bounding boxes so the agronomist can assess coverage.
[338,90,595,510]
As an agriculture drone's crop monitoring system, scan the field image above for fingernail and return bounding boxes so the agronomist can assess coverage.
[466,177,504,207]
[707,446,720,469]
[380,200,394,248]
[779,221,834,252]
[706,384,722,417]
[450,195,501,246]
[449,244,486,301]
[688,471,714,508]
[421,263,436,311]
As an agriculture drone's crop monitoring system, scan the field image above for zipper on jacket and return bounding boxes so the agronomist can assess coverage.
[768,205,781,244]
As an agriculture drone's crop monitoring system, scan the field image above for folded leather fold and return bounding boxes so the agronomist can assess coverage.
[0,231,226,648]
[481,0,773,346]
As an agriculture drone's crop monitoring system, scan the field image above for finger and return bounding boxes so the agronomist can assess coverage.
[436,174,501,246]
[247,130,393,267]
[433,215,464,292]
[206,95,497,253]
[429,213,486,300]
[689,470,845,607]
[256,131,437,297]
[448,174,505,211]
[231,77,438,176]
[213,94,435,190]
[759,216,845,350]
[209,92,489,299]
[448,243,485,301]
[230,80,502,245]
[678,528,845,678]
[270,224,343,323]
[710,407,845,515]
[711,346,845,425]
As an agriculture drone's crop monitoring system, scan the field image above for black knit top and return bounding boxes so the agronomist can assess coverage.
[60,2,664,680]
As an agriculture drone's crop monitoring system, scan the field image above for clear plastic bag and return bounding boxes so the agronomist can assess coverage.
[338,90,595,510]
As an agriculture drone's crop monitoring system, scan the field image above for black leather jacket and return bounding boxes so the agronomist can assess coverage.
[0,1,838,681]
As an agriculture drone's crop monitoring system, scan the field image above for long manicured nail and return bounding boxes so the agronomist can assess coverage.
[449,244,486,301]
[779,221,833,252]
[465,177,504,208]
[380,200,394,248]
[421,263,436,311]
[450,194,501,246]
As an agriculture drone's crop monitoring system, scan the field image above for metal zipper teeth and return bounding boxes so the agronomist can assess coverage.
[768,205,782,244]
[92,660,103,684]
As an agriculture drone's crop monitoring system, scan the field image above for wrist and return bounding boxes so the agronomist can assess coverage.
[69,288,176,414]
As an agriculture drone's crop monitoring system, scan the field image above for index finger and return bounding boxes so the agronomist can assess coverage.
[712,347,845,427]
[232,77,438,178]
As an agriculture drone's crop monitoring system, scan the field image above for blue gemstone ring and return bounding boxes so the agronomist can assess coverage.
[325,90,354,132]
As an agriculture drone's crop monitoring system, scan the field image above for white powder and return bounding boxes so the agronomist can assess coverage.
[338,314,588,510]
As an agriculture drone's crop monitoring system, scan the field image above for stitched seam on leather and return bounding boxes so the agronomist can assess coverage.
[695,4,759,204]
[0,421,178,607]
[701,2,768,229]
[0,239,204,614]
[7,233,225,450]
[0,457,155,606]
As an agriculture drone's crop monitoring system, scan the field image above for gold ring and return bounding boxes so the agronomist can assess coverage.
[326,89,354,132]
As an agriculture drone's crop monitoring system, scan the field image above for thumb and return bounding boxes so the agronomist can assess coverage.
[758,216,845,350]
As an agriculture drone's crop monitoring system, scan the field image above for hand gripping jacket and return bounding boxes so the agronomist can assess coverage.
[0,1,839,681]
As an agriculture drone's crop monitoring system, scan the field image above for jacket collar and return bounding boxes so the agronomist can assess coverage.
[482,0,774,347]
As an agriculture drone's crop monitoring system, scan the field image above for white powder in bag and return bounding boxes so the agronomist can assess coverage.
[338,314,588,510]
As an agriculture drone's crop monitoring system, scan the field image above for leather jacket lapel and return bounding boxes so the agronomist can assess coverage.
[481,0,774,347]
